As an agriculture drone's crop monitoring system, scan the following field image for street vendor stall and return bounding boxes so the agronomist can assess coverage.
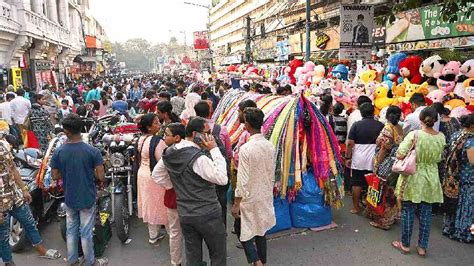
[213,90,345,231]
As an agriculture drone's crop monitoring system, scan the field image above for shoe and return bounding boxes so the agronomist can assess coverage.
[236,241,243,249]
[149,231,166,244]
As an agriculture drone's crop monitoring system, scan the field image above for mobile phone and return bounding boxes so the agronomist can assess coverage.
[194,132,204,145]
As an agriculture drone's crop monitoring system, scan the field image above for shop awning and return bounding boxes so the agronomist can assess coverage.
[74,56,97,63]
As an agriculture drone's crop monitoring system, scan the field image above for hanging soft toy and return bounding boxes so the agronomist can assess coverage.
[277,66,292,86]
[455,59,474,99]
[427,89,447,103]
[435,61,462,93]
[288,58,304,85]
[401,79,429,102]
[398,56,423,84]
[312,65,326,85]
[384,53,407,86]
[332,64,349,81]
[464,78,474,113]
[302,61,316,88]
[419,55,446,91]
[374,84,394,115]
[359,69,377,85]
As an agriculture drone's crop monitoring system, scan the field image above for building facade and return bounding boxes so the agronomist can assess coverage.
[0,0,107,89]
[209,0,474,67]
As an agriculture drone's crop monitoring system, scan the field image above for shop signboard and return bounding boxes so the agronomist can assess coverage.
[193,31,209,50]
[11,67,22,90]
[386,3,474,44]
[339,5,374,60]
[315,32,330,49]
[372,23,385,46]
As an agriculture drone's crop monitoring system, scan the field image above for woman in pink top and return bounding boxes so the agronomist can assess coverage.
[98,91,111,117]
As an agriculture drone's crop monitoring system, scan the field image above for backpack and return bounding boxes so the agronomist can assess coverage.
[212,124,231,181]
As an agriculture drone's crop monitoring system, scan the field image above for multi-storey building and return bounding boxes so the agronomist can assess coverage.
[0,0,107,89]
[209,0,353,66]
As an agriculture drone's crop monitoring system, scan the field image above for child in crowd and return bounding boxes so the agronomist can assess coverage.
[57,99,72,122]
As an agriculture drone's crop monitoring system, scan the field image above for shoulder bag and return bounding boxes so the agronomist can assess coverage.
[392,131,418,176]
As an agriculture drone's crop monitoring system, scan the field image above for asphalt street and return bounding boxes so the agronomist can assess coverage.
[11,197,473,266]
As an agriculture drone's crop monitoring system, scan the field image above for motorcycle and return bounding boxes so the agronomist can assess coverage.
[8,142,63,252]
[102,133,136,243]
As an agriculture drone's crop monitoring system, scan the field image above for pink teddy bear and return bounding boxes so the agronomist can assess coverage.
[435,61,461,93]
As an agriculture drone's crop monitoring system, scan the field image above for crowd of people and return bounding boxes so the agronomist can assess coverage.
[0,69,472,265]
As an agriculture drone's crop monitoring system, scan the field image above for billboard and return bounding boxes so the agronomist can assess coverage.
[339,5,374,60]
[386,3,474,44]
[193,31,209,50]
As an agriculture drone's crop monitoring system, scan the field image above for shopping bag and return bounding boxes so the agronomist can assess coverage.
[365,173,385,216]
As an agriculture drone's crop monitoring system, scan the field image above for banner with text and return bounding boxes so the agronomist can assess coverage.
[193,31,209,50]
[386,3,474,44]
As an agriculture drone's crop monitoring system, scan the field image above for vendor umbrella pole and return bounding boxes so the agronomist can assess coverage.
[305,0,311,62]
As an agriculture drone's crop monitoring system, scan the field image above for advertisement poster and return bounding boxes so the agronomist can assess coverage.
[386,3,474,43]
[11,67,22,90]
[339,5,374,60]
[193,31,209,50]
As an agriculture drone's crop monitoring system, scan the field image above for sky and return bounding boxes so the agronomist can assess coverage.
[89,0,211,45]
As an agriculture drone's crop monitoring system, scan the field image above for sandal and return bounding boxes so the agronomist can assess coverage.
[416,246,426,257]
[391,240,410,254]
[370,221,390,230]
[39,249,61,260]
[94,257,109,266]
[350,209,360,214]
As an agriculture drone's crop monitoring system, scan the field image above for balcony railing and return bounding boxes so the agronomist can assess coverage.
[0,1,22,34]
[21,8,72,46]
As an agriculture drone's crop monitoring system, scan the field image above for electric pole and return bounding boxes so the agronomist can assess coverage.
[305,0,311,62]
[245,16,252,64]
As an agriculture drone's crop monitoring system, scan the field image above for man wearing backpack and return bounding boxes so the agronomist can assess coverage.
[194,101,232,226]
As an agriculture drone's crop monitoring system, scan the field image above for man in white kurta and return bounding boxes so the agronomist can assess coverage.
[232,107,276,265]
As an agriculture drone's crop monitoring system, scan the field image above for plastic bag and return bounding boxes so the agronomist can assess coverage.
[267,197,292,234]
[290,168,332,228]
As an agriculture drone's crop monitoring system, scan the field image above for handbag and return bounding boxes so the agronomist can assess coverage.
[376,145,398,178]
[392,132,418,176]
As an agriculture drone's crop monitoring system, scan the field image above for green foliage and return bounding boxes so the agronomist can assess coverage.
[437,49,468,62]
[112,38,191,71]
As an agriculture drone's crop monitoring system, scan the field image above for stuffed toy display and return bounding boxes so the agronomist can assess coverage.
[398,56,423,84]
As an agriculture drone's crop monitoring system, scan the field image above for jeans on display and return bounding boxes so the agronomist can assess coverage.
[0,204,42,263]
[66,204,96,266]
[401,201,433,249]
[234,218,267,264]
[179,210,226,266]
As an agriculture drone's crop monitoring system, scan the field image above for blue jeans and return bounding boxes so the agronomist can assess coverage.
[66,204,95,266]
[0,204,42,263]
[401,201,433,249]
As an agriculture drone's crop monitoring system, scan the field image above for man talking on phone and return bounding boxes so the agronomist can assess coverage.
[152,116,228,265]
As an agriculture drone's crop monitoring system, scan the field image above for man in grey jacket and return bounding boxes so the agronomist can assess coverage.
[152,117,227,265]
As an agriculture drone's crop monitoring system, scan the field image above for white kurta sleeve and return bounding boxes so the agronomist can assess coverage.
[235,146,250,198]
